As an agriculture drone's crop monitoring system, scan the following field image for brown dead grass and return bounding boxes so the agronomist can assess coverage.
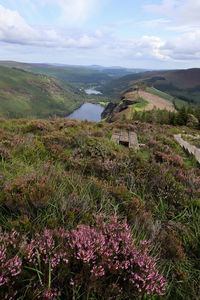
[138,90,176,112]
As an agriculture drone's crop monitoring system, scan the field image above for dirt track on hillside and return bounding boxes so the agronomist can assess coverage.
[138,91,176,112]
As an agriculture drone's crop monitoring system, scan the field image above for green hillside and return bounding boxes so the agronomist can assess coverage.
[100,72,145,97]
[0,66,85,118]
[100,68,200,106]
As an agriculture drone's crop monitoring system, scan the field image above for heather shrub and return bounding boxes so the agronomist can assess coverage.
[0,137,20,149]
[47,144,66,160]
[83,154,131,179]
[0,146,11,160]
[119,195,148,222]
[155,151,183,166]
[42,131,73,149]
[0,172,5,190]
[109,184,132,203]
[128,157,186,207]
[0,228,22,299]
[91,130,104,137]
[81,138,116,159]
[3,174,55,213]
[0,215,167,299]
[93,158,118,177]
[160,230,186,262]
[62,119,79,128]
[148,168,186,206]
[0,117,7,123]
[22,120,51,134]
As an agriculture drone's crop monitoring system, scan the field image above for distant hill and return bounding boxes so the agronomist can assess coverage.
[0,66,85,119]
[0,61,147,89]
[100,68,200,105]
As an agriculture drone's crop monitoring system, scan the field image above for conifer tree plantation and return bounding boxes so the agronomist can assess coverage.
[0,117,199,299]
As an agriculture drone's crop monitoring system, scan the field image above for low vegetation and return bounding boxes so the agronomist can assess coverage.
[0,117,199,299]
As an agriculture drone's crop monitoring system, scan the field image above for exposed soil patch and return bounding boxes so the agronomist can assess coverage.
[138,91,175,112]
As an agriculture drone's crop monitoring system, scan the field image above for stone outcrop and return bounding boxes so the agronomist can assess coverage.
[111,131,139,149]
[101,102,118,120]
[174,134,200,164]
[101,99,139,122]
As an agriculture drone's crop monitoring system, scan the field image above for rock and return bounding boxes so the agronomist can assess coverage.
[111,131,139,149]
[174,134,200,164]
[101,102,117,119]
[101,98,139,122]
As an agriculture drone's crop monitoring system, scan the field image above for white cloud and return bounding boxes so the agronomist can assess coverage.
[139,36,168,60]
[145,0,200,29]
[0,5,102,48]
[162,30,200,61]
[0,5,40,44]
[176,0,200,27]
[38,0,101,24]
[145,0,180,15]
[1,2,200,66]
[142,0,200,62]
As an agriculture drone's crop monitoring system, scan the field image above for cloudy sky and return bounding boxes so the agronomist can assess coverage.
[0,0,200,69]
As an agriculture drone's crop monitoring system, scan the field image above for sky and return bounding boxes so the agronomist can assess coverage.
[0,0,200,69]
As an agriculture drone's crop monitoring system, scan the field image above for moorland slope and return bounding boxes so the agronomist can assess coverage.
[0,117,199,299]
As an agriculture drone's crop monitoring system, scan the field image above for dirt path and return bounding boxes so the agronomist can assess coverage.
[138,90,176,112]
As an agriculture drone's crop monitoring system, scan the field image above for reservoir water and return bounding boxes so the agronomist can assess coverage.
[85,89,102,95]
[67,103,104,122]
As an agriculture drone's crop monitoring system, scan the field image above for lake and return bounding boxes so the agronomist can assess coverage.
[85,89,102,95]
[67,103,104,122]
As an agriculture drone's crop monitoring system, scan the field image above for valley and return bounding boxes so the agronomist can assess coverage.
[1,0,200,298]
[0,61,200,299]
